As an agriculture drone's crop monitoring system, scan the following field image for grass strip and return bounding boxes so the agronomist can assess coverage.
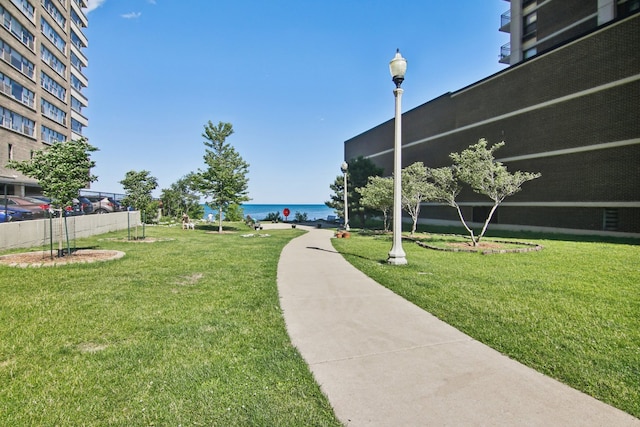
[0,225,341,426]
[332,231,640,418]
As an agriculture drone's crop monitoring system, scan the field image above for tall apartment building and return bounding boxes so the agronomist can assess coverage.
[0,0,89,197]
[499,0,639,64]
[344,1,639,235]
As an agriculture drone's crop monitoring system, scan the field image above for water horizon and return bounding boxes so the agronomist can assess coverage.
[202,203,336,221]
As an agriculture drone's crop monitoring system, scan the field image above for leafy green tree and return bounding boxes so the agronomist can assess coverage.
[357,175,393,232]
[120,170,158,211]
[7,139,97,209]
[326,156,383,226]
[195,121,250,233]
[223,203,244,222]
[6,138,98,255]
[442,139,541,245]
[401,162,433,235]
[160,173,201,219]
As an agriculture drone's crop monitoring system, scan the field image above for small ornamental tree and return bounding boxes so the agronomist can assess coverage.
[440,139,541,246]
[401,162,433,235]
[6,138,98,255]
[357,175,394,232]
[7,139,98,209]
[195,121,250,233]
[120,170,158,220]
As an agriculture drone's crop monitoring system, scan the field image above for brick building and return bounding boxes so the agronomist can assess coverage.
[344,2,639,236]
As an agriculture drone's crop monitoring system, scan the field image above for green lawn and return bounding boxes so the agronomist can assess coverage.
[331,231,640,418]
[0,225,341,426]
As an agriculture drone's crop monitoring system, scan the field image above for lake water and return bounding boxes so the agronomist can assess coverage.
[202,204,336,221]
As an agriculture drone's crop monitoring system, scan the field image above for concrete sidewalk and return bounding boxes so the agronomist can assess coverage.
[275,226,640,426]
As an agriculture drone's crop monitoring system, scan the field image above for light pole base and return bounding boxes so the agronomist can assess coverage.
[387,252,407,265]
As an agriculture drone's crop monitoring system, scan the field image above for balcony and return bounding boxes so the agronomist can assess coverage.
[500,9,511,32]
[499,42,511,64]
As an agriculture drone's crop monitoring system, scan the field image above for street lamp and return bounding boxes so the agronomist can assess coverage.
[341,161,350,231]
[387,49,407,265]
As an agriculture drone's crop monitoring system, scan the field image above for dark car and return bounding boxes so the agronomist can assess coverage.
[0,196,47,219]
[0,205,35,221]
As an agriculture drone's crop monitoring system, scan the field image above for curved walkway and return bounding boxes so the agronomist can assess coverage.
[274,225,639,426]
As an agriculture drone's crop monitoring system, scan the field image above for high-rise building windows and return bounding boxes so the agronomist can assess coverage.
[10,0,35,21]
[71,117,83,135]
[41,97,66,125]
[70,74,85,93]
[41,71,66,101]
[523,12,537,39]
[71,95,84,114]
[0,71,35,108]
[42,0,66,29]
[1,4,35,50]
[41,16,66,53]
[41,44,66,77]
[0,38,35,79]
[0,106,35,136]
[41,125,66,144]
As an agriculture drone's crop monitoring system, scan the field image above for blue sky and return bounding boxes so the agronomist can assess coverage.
[83,1,508,204]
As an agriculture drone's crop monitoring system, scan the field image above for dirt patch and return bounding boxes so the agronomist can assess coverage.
[0,249,125,267]
[77,342,108,353]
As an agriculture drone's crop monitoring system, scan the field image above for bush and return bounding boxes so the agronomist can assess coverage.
[264,211,282,222]
[224,203,244,221]
[294,211,308,222]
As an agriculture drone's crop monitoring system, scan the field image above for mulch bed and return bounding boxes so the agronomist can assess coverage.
[0,249,125,267]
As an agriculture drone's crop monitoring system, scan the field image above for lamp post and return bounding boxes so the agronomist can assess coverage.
[387,49,407,265]
[341,161,350,231]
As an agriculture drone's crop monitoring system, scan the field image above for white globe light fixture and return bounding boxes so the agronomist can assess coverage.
[341,161,350,231]
[388,49,408,265]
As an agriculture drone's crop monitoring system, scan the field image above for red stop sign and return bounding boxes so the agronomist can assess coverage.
[283,208,290,217]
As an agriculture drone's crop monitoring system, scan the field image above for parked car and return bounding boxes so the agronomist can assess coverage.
[0,196,47,219]
[0,205,35,221]
[85,196,122,214]
[27,195,95,216]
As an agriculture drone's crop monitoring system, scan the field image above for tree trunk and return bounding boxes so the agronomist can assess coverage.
[477,203,500,244]
[218,206,223,233]
[453,203,478,246]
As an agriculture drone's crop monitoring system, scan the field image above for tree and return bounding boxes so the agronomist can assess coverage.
[160,173,202,220]
[120,170,158,221]
[7,139,97,208]
[357,176,394,232]
[6,138,98,255]
[326,156,383,227]
[195,121,250,233]
[441,139,541,245]
[401,162,432,235]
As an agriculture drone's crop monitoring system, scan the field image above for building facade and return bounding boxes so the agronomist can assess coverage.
[344,1,639,236]
[1,0,89,196]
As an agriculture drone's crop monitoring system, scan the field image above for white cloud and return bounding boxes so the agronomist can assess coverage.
[147,0,156,4]
[121,12,142,19]
[84,0,107,13]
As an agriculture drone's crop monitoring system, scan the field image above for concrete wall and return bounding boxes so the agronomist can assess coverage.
[0,211,141,251]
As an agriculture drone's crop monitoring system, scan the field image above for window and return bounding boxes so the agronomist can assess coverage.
[1,4,35,50]
[70,29,86,49]
[42,0,66,29]
[523,12,537,39]
[41,71,66,101]
[71,95,84,114]
[41,16,66,53]
[41,124,66,144]
[71,73,85,92]
[41,44,66,77]
[10,0,35,21]
[41,97,67,125]
[524,47,537,59]
[0,38,35,79]
[0,71,35,107]
[0,106,35,136]
[71,118,84,134]
[8,143,13,161]
[70,51,84,72]
[70,7,84,27]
